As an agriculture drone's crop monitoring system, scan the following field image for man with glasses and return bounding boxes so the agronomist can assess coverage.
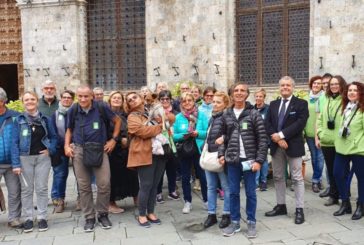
[38,80,59,117]
[92,87,104,102]
[173,82,191,112]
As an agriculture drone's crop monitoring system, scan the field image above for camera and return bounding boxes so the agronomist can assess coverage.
[340,127,350,138]
[327,120,335,130]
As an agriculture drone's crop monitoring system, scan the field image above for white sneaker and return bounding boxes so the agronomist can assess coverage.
[182,202,192,214]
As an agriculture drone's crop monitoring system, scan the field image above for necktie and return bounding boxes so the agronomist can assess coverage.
[277,99,288,131]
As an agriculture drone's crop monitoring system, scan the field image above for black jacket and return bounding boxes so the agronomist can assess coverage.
[218,103,268,165]
[265,96,308,158]
[206,111,224,152]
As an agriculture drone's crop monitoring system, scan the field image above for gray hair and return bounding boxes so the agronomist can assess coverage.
[93,87,104,93]
[0,87,7,102]
[42,80,56,88]
[279,76,295,87]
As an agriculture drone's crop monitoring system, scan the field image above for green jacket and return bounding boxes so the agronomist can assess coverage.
[335,109,364,156]
[304,94,323,138]
[316,95,342,147]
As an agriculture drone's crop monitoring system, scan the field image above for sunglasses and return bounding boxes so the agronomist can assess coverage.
[127,95,138,103]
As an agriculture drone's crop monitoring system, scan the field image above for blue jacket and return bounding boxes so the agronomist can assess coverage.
[198,102,213,120]
[11,113,58,168]
[0,109,20,165]
[173,111,209,154]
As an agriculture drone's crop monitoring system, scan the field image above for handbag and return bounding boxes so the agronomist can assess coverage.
[199,143,223,172]
[83,142,104,168]
[176,137,199,157]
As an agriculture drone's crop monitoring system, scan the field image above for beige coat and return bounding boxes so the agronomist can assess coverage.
[127,110,162,168]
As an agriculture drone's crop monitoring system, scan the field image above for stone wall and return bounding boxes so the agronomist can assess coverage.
[17,0,88,95]
[310,0,364,83]
[145,0,235,92]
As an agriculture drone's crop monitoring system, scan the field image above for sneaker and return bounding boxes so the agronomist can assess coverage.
[84,218,96,232]
[222,222,241,237]
[156,194,165,204]
[193,179,201,191]
[38,219,48,232]
[167,192,180,200]
[23,220,33,233]
[8,218,23,228]
[246,220,257,238]
[260,182,267,191]
[98,213,112,229]
[182,202,192,214]
[54,199,65,213]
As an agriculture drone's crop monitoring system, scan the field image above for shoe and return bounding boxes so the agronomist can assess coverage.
[265,204,287,217]
[52,199,59,206]
[8,218,23,228]
[75,197,82,211]
[294,208,305,224]
[167,192,180,200]
[203,214,217,228]
[312,183,320,193]
[324,197,339,206]
[156,194,165,204]
[193,179,201,191]
[182,202,192,214]
[23,220,33,233]
[260,182,267,191]
[147,216,161,225]
[98,213,112,229]
[318,182,324,190]
[319,187,330,198]
[246,220,257,238]
[109,204,125,214]
[54,199,65,213]
[222,221,241,237]
[334,200,352,216]
[352,202,364,220]
[38,219,48,232]
[219,214,231,229]
[137,216,151,228]
[84,218,96,232]
[203,201,208,210]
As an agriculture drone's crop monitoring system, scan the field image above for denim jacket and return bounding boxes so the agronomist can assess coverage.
[11,113,58,168]
[0,109,19,165]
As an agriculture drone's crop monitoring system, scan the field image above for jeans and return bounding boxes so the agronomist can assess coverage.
[306,137,324,183]
[51,155,69,200]
[205,170,230,214]
[180,155,207,203]
[20,154,51,220]
[255,160,269,185]
[228,162,257,223]
[321,147,340,199]
[0,166,21,222]
[137,155,166,216]
[157,154,177,194]
[334,153,364,202]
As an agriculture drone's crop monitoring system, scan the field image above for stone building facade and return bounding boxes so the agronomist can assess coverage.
[1,0,363,98]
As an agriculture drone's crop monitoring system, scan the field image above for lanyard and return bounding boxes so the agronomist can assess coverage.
[327,98,340,121]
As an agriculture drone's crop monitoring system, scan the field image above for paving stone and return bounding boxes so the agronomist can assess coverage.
[330,228,364,244]
[53,233,94,245]
[0,241,20,245]
[249,229,296,244]
[3,233,37,242]
[19,237,54,245]
[123,232,181,244]
[287,222,348,239]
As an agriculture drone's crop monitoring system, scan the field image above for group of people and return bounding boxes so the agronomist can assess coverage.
[0,74,362,239]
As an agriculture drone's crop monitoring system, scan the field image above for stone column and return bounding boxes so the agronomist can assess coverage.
[16,0,88,94]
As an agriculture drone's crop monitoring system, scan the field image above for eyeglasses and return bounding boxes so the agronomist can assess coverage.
[181,87,189,90]
[43,87,55,90]
[330,83,339,86]
[127,95,138,103]
[160,97,170,102]
[62,96,72,99]
[205,94,214,97]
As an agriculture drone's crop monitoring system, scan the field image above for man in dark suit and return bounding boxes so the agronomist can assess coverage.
[264,76,309,224]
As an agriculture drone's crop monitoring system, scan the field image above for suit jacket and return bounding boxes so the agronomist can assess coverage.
[265,96,308,158]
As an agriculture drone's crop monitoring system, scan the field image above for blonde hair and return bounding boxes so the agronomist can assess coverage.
[254,88,266,98]
[21,91,39,102]
[180,92,195,102]
[213,91,230,108]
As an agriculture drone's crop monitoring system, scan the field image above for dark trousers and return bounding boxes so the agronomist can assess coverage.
[137,155,166,216]
[321,146,340,199]
[180,155,207,203]
[334,153,364,202]
[157,154,177,194]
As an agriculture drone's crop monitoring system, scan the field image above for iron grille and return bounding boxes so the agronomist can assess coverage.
[239,0,257,8]
[87,0,146,91]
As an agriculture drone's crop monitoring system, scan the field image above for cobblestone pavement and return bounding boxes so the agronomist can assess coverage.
[0,160,363,245]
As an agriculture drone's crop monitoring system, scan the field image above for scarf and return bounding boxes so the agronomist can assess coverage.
[331,93,340,99]
[24,110,42,126]
[309,90,323,113]
[58,103,71,115]
[181,105,198,133]
[55,104,72,139]
[339,102,358,137]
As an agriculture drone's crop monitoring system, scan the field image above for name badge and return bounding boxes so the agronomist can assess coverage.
[58,114,64,121]
[93,122,99,129]
[242,122,248,130]
[22,129,28,136]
